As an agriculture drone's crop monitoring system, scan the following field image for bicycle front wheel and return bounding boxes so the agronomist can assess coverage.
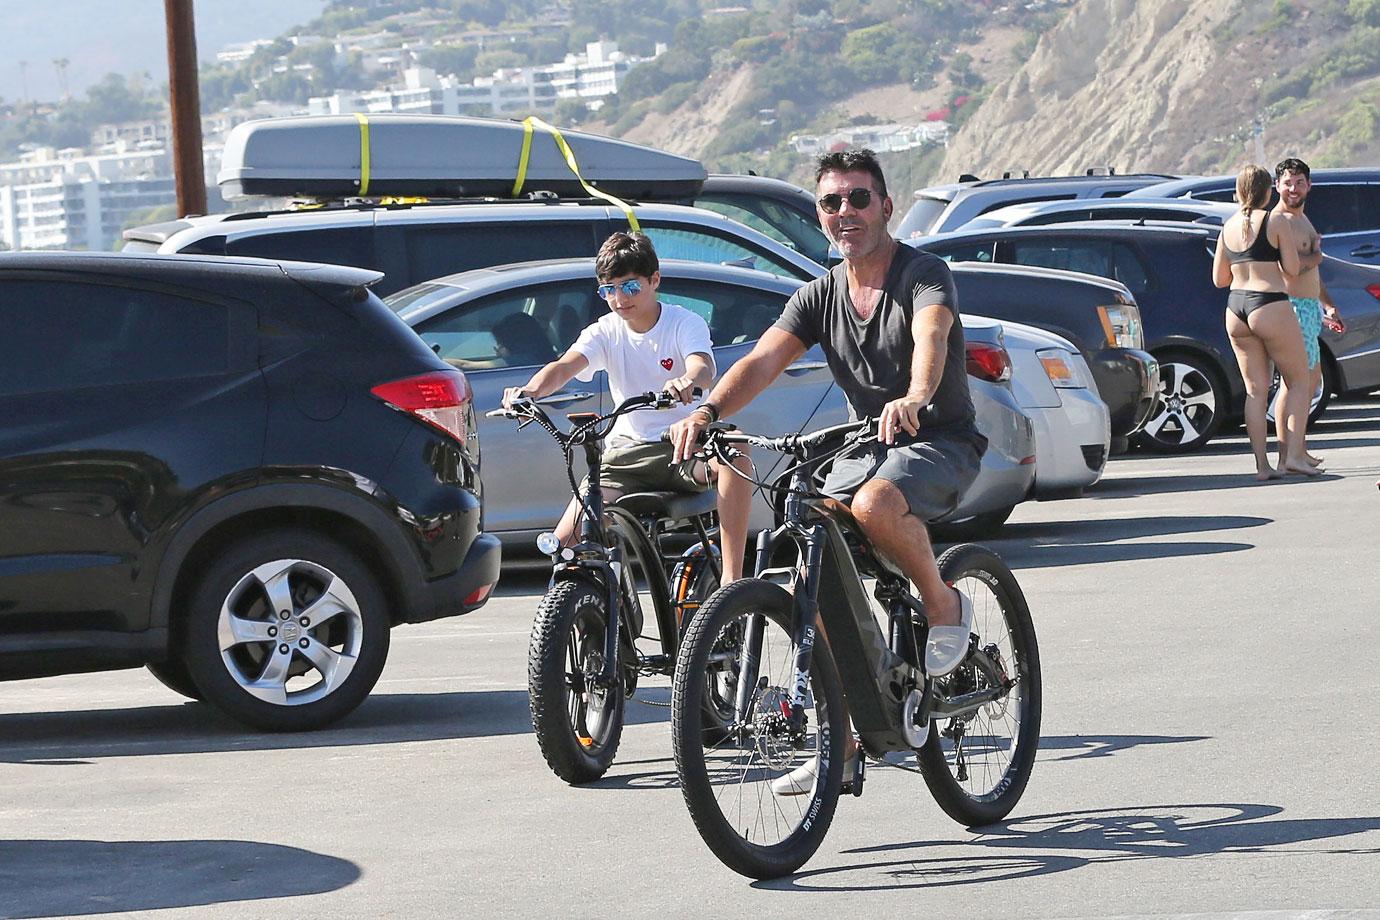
[671,579,845,879]
[528,578,625,784]
[919,543,1042,826]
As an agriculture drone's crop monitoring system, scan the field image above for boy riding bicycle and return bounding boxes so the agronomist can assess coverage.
[502,231,753,582]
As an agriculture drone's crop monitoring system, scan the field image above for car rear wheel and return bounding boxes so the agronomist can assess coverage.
[182,529,391,732]
[1134,352,1225,453]
[1266,355,1335,426]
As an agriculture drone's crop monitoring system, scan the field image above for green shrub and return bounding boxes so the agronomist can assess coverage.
[1336,98,1379,148]
[654,81,697,114]
[842,23,904,84]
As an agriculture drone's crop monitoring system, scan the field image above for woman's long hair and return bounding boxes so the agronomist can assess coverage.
[1235,165,1273,240]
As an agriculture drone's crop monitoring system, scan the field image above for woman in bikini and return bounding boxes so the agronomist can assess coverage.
[1212,164,1316,480]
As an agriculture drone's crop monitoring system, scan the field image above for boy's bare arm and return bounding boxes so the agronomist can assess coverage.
[666,352,715,404]
[504,351,590,406]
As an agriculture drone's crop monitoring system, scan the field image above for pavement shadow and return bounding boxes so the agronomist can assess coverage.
[1088,471,1341,499]
[978,514,1266,568]
[0,687,673,764]
[1038,733,1211,761]
[0,838,358,917]
[762,803,1380,891]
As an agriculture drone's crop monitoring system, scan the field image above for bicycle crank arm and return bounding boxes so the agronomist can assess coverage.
[930,684,1009,720]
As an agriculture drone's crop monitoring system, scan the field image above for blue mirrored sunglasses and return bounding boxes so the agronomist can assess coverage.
[597,279,643,299]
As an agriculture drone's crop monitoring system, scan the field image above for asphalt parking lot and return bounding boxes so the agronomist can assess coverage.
[3,399,1380,919]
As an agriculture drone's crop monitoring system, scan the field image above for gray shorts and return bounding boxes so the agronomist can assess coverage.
[822,431,986,522]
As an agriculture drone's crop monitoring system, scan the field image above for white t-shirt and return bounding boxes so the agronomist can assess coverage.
[571,302,715,447]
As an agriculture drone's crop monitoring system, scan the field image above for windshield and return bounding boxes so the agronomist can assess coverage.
[895,196,950,239]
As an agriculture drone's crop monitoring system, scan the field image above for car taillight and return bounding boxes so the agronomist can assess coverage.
[966,341,1012,383]
[371,370,472,445]
[1367,283,1380,302]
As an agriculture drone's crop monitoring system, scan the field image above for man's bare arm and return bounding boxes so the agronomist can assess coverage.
[878,303,952,443]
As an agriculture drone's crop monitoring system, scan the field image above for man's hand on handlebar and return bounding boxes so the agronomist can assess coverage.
[668,408,713,463]
[501,387,531,410]
[878,395,924,445]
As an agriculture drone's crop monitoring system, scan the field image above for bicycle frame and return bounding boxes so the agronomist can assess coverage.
[715,423,1013,757]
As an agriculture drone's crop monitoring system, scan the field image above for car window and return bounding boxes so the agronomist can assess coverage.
[0,280,238,396]
[1111,244,1151,293]
[403,222,601,285]
[695,195,832,265]
[1010,238,1113,277]
[657,278,790,347]
[1024,209,1095,225]
[974,194,1074,219]
[925,240,996,264]
[1304,185,1365,235]
[225,227,376,268]
[897,196,950,238]
[640,224,804,280]
[411,280,601,369]
[1195,188,1241,204]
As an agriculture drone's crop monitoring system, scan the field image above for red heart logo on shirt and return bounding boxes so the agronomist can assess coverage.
[660,358,674,370]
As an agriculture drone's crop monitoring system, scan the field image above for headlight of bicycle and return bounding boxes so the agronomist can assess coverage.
[536,532,562,556]
[1036,348,1095,389]
[1097,302,1144,350]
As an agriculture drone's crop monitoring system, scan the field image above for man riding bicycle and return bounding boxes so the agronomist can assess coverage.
[669,147,987,685]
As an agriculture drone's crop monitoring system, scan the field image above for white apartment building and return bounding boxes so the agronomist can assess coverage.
[789,121,951,156]
[307,42,659,118]
[0,145,218,252]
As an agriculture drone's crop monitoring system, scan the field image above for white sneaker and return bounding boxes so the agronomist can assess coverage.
[925,587,975,678]
[770,751,858,796]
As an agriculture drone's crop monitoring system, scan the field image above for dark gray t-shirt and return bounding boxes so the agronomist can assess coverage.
[775,244,977,434]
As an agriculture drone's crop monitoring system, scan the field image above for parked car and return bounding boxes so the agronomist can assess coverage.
[685,174,834,266]
[1136,169,1380,266]
[935,260,1159,444]
[0,252,500,730]
[997,319,1111,499]
[895,171,1178,239]
[914,221,1380,451]
[960,198,1236,230]
[384,259,1038,544]
[123,200,824,296]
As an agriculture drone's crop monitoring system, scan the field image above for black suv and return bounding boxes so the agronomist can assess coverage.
[0,252,500,730]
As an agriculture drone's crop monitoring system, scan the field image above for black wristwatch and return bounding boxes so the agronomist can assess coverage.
[695,402,721,424]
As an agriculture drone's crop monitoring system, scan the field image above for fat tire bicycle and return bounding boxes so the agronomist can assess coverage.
[670,419,1041,878]
[489,391,737,784]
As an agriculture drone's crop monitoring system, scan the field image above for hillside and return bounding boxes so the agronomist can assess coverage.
[936,0,1380,179]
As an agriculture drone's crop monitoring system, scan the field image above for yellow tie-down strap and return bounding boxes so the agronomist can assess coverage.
[511,115,640,232]
[354,113,372,196]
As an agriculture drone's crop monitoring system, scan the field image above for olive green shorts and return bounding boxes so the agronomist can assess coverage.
[598,441,706,494]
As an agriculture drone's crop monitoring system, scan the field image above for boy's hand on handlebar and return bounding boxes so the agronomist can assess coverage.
[878,395,924,444]
[664,375,699,405]
[668,410,711,463]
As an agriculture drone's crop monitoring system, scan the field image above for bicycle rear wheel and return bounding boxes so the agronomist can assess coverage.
[672,579,845,879]
[918,543,1041,826]
[528,578,625,784]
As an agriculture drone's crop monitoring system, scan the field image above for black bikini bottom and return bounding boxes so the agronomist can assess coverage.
[1227,289,1289,322]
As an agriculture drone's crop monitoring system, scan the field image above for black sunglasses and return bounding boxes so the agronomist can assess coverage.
[817,187,874,214]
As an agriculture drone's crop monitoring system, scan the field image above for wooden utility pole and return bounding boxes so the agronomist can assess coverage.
[164,0,207,216]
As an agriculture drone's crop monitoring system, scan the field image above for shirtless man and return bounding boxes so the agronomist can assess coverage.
[1271,157,1344,467]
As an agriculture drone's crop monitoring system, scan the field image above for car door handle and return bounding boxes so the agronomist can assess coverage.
[536,392,594,405]
[785,361,829,374]
[1350,245,1380,257]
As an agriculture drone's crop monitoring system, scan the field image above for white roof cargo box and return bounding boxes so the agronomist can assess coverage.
[217,114,707,200]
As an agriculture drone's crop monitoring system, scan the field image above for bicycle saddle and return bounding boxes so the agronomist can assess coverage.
[614,490,717,521]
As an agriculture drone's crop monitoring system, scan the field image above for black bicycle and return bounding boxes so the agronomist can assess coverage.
[488,390,737,784]
[670,419,1041,879]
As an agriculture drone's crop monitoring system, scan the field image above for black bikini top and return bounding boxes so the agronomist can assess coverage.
[1224,209,1281,265]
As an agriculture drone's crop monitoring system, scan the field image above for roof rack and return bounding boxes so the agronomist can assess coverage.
[1084,166,1117,176]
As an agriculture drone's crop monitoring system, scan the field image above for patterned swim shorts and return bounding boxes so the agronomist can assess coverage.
[1290,296,1323,369]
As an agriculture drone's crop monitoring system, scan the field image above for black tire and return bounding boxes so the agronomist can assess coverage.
[182,529,391,732]
[1134,351,1226,453]
[672,579,845,879]
[1266,354,1335,426]
[146,657,202,701]
[918,543,1041,827]
[930,503,1016,542]
[528,578,626,784]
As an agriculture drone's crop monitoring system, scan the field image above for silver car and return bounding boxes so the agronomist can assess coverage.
[385,259,1036,548]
